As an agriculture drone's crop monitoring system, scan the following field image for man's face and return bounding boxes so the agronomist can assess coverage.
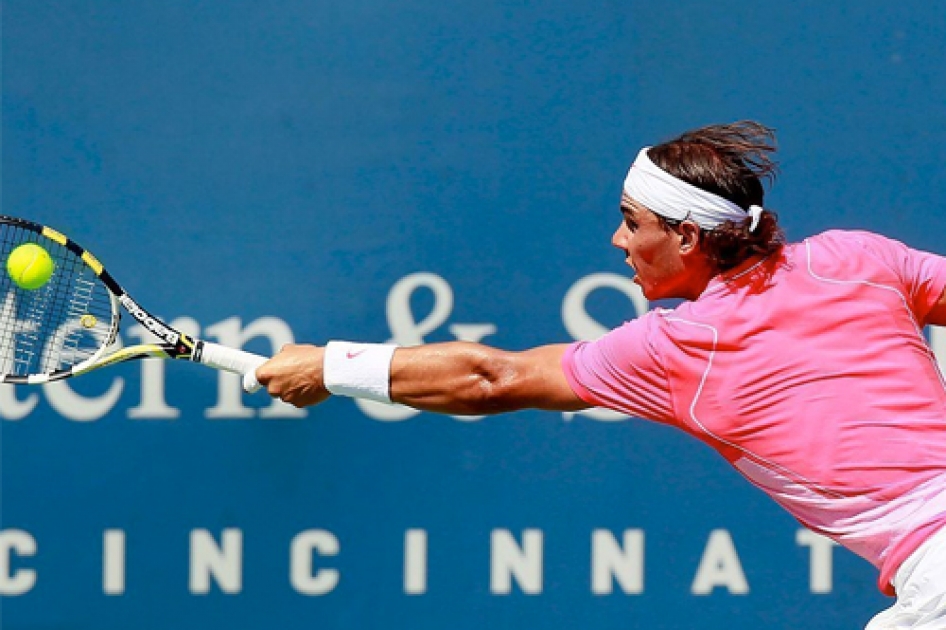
[611,196,696,301]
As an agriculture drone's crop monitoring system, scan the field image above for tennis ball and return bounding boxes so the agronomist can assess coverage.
[6,243,55,290]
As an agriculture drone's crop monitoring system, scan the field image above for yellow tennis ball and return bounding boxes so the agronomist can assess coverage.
[6,243,55,290]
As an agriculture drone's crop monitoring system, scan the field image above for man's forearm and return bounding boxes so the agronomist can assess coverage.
[390,342,587,415]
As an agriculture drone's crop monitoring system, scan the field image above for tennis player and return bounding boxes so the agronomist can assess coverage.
[256,121,946,628]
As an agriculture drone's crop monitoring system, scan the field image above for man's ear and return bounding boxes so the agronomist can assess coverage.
[678,220,702,255]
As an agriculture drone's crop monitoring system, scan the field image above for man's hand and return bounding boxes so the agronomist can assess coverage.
[256,344,331,408]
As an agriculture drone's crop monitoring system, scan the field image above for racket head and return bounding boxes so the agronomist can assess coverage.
[0,216,121,383]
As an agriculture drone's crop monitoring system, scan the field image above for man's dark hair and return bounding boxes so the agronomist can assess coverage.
[648,120,786,271]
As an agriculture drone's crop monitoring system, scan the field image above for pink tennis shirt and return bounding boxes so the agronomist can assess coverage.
[561,230,946,595]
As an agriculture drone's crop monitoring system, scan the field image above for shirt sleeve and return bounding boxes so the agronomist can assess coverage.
[847,231,946,325]
[560,310,677,424]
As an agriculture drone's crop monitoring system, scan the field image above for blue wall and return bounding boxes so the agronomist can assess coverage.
[4,1,946,629]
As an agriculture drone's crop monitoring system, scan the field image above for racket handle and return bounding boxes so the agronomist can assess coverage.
[242,369,262,394]
[197,342,268,393]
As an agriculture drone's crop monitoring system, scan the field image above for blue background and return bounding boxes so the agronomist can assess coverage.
[3,1,946,628]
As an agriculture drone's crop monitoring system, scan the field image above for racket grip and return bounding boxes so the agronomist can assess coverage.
[242,369,262,394]
[197,342,268,393]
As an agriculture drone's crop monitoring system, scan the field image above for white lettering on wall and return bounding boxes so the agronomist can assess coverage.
[0,384,38,420]
[796,529,837,594]
[103,529,126,595]
[0,526,856,597]
[0,529,37,596]
[691,529,749,595]
[491,529,543,595]
[44,378,124,422]
[404,529,427,595]
[290,529,340,595]
[189,528,243,594]
[591,529,644,595]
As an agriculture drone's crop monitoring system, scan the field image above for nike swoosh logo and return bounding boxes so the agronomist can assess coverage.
[346,350,366,359]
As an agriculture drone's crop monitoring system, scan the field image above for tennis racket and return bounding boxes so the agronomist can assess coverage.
[0,215,266,390]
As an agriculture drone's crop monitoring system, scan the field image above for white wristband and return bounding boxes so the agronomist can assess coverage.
[323,341,397,403]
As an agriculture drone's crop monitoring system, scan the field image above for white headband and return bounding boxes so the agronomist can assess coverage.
[623,147,763,232]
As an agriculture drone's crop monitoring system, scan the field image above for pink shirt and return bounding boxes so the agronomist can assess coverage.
[562,230,946,595]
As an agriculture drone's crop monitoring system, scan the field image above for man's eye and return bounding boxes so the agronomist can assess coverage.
[624,218,638,231]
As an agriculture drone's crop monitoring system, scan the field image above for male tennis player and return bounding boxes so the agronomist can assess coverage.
[256,121,946,629]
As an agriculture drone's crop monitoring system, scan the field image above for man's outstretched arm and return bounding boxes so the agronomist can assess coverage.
[256,342,590,414]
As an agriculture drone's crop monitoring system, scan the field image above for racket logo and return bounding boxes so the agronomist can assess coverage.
[118,294,181,346]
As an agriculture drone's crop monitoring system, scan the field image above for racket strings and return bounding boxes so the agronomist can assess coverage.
[0,222,116,378]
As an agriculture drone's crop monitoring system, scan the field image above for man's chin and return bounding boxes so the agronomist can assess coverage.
[633,277,654,299]
[636,280,669,302]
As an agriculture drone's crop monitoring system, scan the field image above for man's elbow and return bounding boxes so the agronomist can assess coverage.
[461,351,526,415]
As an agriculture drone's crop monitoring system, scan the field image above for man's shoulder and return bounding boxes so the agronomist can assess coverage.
[806,228,886,244]
[797,228,937,286]
[803,229,905,258]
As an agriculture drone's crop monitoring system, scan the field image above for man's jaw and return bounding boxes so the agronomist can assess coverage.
[627,265,643,288]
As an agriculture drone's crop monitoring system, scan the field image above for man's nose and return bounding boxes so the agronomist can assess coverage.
[611,225,627,249]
